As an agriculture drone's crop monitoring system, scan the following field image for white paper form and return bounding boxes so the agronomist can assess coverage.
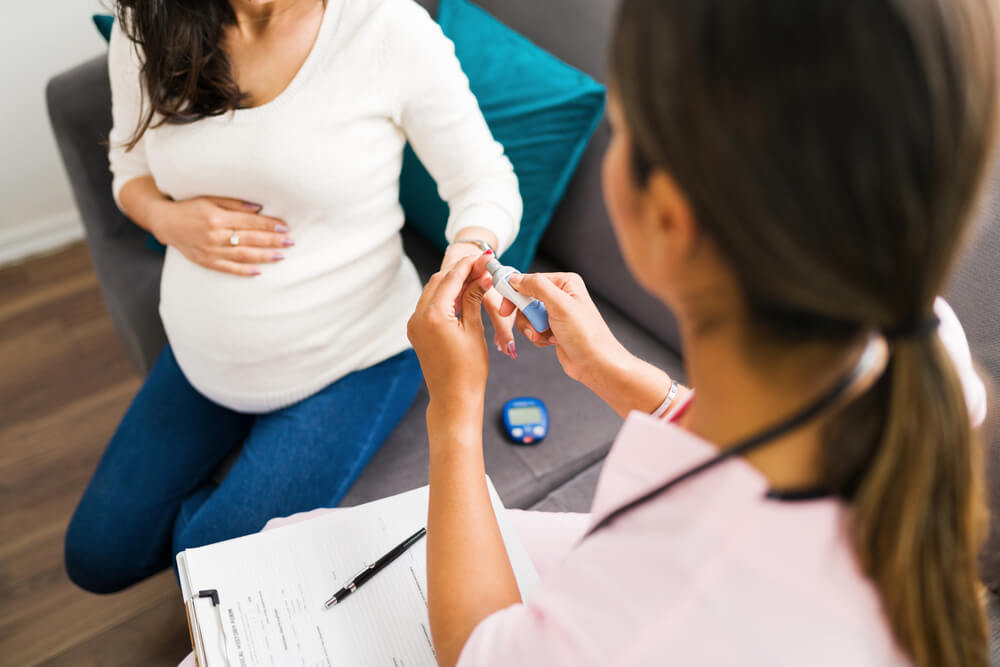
[177,479,538,667]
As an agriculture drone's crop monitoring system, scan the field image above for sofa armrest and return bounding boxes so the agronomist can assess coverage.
[46,53,131,241]
[47,53,167,375]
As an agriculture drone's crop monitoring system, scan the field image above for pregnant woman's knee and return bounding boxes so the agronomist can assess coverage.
[64,519,122,594]
[64,491,168,594]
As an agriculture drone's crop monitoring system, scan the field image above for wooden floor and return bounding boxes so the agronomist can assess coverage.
[0,243,190,666]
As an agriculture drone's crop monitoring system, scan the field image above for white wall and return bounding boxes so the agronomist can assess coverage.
[0,1,107,267]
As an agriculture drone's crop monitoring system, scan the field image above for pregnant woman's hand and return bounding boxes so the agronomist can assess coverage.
[149,196,293,276]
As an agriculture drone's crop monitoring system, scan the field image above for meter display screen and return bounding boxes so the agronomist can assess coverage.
[508,406,544,425]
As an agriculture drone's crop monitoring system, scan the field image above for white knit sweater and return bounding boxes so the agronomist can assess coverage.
[108,0,522,413]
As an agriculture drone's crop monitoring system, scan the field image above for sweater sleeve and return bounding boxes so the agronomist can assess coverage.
[386,0,523,256]
[107,17,153,211]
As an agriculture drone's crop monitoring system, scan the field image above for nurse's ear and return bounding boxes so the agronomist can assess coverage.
[644,169,697,260]
[630,167,701,298]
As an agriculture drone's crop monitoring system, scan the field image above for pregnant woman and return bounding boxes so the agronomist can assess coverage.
[407,0,997,665]
[65,0,522,594]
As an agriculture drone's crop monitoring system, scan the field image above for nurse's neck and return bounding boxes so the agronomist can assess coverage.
[676,308,868,492]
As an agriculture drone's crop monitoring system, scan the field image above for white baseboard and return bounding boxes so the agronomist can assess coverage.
[0,210,85,268]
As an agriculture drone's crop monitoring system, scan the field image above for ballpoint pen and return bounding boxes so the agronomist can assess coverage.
[324,527,427,608]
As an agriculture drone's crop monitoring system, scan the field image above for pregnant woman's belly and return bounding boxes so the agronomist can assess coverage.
[159,232,422,413]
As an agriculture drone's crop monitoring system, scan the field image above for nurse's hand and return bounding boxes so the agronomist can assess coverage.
[148,196,293,277]
[409,252,495,409]
[505,272,685,418]
[440,241,518,360]
[502,272,629,385]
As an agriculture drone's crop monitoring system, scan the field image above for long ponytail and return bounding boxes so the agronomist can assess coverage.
[834,337,987,665]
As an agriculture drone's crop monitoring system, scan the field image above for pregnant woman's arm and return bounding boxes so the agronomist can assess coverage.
[390,5,522,256]
[387,1,524,352]
[108,20,292,277]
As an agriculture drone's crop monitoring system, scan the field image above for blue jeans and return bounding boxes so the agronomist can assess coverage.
[65,344,422,594]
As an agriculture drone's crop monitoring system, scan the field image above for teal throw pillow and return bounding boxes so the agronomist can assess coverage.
[93,14,113,42]
[400,0,606,270]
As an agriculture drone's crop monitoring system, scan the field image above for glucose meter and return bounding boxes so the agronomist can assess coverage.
[502,397,549,445]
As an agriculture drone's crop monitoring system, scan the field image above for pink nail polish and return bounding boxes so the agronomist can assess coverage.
[272,252,285,261]
[506,341,517,360]
[282,238,296,247]
[275,223,290,233]
[244,202,263,212]
[249,268,261,276]
[483,249,494,256]
[497,344,503,353]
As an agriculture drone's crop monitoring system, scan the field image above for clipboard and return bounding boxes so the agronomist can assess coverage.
[179,554,230,667]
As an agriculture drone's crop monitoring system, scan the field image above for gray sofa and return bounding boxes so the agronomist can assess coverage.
[48,0,1000,653]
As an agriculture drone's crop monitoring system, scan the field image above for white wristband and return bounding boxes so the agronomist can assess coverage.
[651,379,680,419]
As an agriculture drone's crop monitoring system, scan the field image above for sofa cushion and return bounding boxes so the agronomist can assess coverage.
[529,459,603,513]
[341,229,686,509]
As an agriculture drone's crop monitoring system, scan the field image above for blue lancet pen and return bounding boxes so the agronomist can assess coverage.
[485,257,550,332]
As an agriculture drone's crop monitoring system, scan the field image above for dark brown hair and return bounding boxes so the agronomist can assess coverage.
[612,0,998,664]
[115,0,250,150]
